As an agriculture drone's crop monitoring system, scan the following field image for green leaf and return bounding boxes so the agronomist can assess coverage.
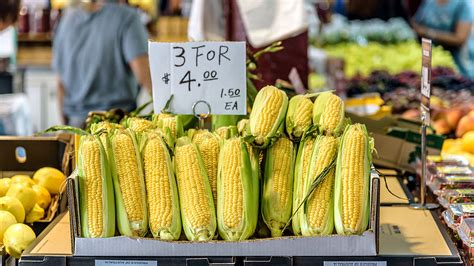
[36,125,89,136]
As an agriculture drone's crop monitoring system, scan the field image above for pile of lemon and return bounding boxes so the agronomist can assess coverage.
[0,167,65,258]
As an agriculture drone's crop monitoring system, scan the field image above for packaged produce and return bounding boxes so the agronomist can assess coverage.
[428,175,474,193]
[427,155,469,167]
[430,166,472,177]
[458,218,474,264]
[443,203,474,230]
[438,189,474,208]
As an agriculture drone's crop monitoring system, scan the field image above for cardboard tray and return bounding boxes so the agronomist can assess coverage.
[67,169,380,257]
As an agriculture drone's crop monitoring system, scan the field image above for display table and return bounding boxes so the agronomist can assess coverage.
[19,176,463,266]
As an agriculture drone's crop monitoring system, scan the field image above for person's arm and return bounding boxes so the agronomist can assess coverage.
[57,77,66,125]
[412,20,471,48]
[129,54,152,94]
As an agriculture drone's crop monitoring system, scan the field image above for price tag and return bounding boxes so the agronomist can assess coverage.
[149,41,247,115]
[323,262,386,266]
[95,260,157,266]
[420,38,432,110]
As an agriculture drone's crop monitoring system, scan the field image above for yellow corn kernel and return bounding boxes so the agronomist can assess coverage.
[161,117,177,137]
[296,138,315,205]
[129,118,154,132]
[293,98,313,135]
[321,94,343,135]
[192,132,219,207]
[82,138,103,238]
[175,144,212,229]
[341,128,365,230]
[253,89,283,139]
[112,133,145,222]
[270,137,293,208]
[306,136,338,231]
[143,137,173,232]
[221,138,243,229]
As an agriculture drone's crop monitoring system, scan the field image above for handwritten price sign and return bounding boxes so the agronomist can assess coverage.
[149,42,247,115]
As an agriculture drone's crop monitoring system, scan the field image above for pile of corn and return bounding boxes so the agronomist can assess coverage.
[77,85,374,241]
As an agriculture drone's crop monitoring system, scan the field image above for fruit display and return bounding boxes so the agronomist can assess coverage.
[51,85,375,242]
[317,15,416,45]
[323,41,456,78]
[0,167,64,258]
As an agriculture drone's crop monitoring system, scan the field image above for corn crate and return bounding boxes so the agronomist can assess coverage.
[67,168,380,257]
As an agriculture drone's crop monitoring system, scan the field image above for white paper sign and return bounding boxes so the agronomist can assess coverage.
[149,41,246,115]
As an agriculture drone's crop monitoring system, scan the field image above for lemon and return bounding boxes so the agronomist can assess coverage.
[461,131,474,154]
[0,178,11,197]
[3,223,36,258]
[0,196,25,223]
[10,175,35,187]
[6,184,37,213]
[32,167,65,195]
[0,210,17,243]
[25,204,44,224]
[32,185,51,210]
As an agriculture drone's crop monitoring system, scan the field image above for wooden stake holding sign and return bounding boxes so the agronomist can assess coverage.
[411,38,439,210]
[148,41,247,120]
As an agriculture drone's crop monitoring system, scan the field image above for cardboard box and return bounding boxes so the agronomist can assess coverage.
[67,169,380,257]
[347,113,444,172]
[0,134,74,222]
[0,135,74,264]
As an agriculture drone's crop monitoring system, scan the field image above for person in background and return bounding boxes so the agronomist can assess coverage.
[0,0,19,31]
[53,0,152,127]
[412,0,474,79]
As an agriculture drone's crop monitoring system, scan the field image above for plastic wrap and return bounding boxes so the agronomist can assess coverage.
[443,203,474,230]
[438,189,474,208]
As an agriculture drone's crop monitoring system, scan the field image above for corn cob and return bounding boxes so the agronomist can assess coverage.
[300,135,338,236]
[126,117,155,132]
[292,136,315,235]
[248,86,288,148]
[262,136,295,237]
[334,124,372,235]
[190,129,220,207]
[174,137,216,241]
[212,115,245,131]
[214,126,238,140]
[143,133,181,240]
[237,119,250,137]
[286,95,313,140]
[78,135,115,238]
[312,92,345,136]
[217,137,259,241]
[110,130,148,236]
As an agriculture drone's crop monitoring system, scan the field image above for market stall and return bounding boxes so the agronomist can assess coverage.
[1,1,474,265]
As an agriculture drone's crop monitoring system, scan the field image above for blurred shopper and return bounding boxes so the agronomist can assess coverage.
[0,0,20,31]
[188,0,309,89]
[412,0,474,78]
[53,0,152,127]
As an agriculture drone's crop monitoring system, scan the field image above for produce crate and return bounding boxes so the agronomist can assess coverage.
[0,135,74,265]
[66,168,380,257]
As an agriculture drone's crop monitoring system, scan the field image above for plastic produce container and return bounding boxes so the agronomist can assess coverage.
[438,189,474,208]
[443,203,474,230]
